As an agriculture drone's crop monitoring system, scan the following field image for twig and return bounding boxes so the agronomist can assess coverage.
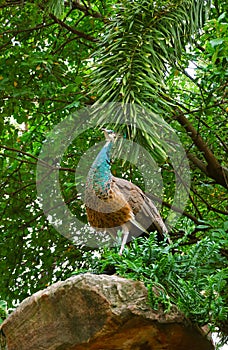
[0,145,76,172]
[147,193,200,224]
[68,0,103,19]
[49,13,97,42]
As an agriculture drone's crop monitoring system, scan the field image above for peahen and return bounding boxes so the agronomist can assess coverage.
[85,129,170,254]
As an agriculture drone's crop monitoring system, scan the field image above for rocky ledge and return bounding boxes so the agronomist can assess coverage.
[1,273,214,350]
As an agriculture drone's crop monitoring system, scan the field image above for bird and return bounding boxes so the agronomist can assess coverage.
[85,129,170,254]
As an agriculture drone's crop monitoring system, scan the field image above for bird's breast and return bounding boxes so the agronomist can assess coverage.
[85,187,133,229]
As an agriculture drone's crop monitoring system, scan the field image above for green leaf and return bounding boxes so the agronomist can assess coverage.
[210,38,224,47]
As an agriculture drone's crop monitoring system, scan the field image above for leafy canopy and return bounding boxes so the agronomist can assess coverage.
[0,0,227,345]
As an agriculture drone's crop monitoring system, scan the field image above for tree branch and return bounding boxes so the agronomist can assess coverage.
[174,110,228,188]
[147,193,200,225]
[4,22,55,34]
[190,186,228,216]
[0,145,76,172]
[187,153,209,175]
[49,14,97,42]
[51,35,93,54]
[70,0,103,19]
[0,145,46,164]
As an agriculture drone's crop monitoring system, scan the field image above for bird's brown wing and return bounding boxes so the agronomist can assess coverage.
[112,176,170,242]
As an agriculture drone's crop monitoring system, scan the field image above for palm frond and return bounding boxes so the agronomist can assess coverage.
[90,0,211,156]
[46,0,65,18]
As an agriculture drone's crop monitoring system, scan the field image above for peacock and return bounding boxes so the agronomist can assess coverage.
[85,129,170,254]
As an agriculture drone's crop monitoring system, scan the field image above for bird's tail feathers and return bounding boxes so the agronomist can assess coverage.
[129,216,149,235]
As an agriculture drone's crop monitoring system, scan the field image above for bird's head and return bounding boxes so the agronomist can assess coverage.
[102,128,118,143]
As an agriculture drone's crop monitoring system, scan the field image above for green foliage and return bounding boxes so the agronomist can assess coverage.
[90,0,211,133]
[0,301,7,325]
[75,223,228,345]
[0,1,227,346]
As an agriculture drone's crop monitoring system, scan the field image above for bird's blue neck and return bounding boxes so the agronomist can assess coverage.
[89,141,113,194]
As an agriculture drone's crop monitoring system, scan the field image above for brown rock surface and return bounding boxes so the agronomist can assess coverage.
[1,273,214,350]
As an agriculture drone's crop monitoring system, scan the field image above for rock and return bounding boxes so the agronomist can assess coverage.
[1,273,214,350]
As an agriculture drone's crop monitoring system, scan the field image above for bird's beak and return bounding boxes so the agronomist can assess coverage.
[101,128,109,140]
[101,128,121,135]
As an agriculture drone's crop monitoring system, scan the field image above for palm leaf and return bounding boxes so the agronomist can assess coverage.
[90,0,211,159]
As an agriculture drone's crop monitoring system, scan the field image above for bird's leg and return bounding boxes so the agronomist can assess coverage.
[119,224,129,255]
